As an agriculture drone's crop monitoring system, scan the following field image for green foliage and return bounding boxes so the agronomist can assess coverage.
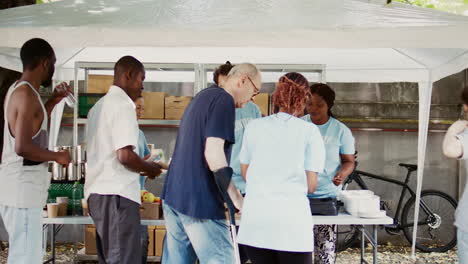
[394,0,468,15]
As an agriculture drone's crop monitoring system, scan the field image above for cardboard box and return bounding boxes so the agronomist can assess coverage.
[87,75,113,93]
[148,225,156,256]
[252,93,269,116]
[84,225,97,255]
[140,202,161,220]
[141,92,166,119]
[84,224,155,256]
[164,96,192,120]
[155,226,166,257]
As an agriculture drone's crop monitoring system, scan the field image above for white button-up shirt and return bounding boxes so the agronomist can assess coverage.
[238,112,325,252]
[456,129,468,233]
[85,86,140,204]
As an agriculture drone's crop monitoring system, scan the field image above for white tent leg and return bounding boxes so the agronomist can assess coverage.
[412,77,433,258]
[48,68,66,151]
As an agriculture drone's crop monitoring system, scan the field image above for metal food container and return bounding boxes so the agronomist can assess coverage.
[51,145,87,181]
[51,146,65,181]
[61,146,75,181]
[75,145,86,180]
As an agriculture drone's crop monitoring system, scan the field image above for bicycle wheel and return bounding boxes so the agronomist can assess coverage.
[336,225,360,252]
[401,190,457,252]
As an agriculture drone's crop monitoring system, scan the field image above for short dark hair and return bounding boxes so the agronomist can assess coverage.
[309,83,336,117]
[213,61,234,85]
[114,56,144,78]
[462,86,468,105]
[20,38,55,71]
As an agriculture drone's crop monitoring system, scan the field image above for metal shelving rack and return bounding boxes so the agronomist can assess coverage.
[73,62,205,146]
[73,62,326,146]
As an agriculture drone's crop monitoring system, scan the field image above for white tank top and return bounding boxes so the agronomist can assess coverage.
[0,81,50,208]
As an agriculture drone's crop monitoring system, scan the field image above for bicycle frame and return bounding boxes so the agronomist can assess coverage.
[345,168,435,228]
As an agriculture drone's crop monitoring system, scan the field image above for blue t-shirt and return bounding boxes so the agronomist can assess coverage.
[302,115,355,198]
[138,129,151,190]
[162,85,235,220]
[230,102,262,194]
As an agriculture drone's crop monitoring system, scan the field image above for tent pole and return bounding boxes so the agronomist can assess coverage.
[392,48,429,69]
[412,71,433,259]
[58,47,85,69]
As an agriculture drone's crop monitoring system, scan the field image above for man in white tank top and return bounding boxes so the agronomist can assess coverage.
[0,38,71,264]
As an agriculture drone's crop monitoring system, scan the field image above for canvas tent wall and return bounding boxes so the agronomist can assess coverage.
[2,0,468,257]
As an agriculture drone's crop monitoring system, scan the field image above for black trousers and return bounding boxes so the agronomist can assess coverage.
[88,194,141,264]
[243,245,313,264]
[235,226,250,263]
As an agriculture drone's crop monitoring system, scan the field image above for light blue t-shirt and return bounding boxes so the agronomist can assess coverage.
[237,113,325,251]
[138,129,151,190]
[230,102,262,194]
[302,115,355,198]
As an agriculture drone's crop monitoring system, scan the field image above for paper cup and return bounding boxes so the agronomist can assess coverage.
[56,197,68,216]
[56,196,69,204]
[47,203,59,218]
[81,199,89,216]
[58,203,67,216]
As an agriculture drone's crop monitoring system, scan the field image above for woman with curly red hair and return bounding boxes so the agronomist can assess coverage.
[237,73,326,264]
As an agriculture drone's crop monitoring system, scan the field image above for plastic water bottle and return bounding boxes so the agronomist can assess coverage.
[71,182,84,216]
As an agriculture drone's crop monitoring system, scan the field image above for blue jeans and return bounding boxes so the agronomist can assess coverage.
[161,201,234,264]
[459,229,468,264]
[0,205,42,264]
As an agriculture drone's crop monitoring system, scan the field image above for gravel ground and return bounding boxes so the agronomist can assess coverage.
[0,243,459,263]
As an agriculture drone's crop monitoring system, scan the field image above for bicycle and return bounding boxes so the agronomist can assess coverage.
[336,163,458,253]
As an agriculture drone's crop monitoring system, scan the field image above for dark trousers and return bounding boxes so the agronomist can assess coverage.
[88,194,141,264]
[243,245,313,264]
[235,226,249,263]
[140,225,149,264]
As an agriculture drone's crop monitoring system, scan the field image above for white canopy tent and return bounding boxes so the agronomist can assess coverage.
[2,0,468,257]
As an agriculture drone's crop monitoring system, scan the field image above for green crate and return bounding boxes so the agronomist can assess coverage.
[47,183,84,211]
[78,93,104,118]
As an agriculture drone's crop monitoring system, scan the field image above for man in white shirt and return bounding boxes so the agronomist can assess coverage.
[85,56,162,263]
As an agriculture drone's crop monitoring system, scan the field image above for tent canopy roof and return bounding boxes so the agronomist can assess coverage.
[1,0,468,82]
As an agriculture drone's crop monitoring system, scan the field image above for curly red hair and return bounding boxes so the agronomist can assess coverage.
[272,72,310,114]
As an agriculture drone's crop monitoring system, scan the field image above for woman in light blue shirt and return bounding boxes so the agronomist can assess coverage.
[303,83,355,264]
[238,72,325,264]
[135,96,151,264]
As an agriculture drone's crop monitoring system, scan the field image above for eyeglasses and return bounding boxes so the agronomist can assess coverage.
[247,77,260,99]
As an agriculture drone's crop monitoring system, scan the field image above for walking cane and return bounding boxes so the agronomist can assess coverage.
[214,167,241,264]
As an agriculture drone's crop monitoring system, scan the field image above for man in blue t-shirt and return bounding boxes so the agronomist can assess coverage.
[212,61,262,195]
[161,63,262,263]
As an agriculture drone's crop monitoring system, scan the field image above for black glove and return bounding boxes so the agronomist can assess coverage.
[213,167,238,222]
[213,167,233,193]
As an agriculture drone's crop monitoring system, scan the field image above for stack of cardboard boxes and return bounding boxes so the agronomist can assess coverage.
[87,75,193,120]
[84,202,165,257]
[84,225,165,257]
[87,75,274,119]
[252,93,270,116]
